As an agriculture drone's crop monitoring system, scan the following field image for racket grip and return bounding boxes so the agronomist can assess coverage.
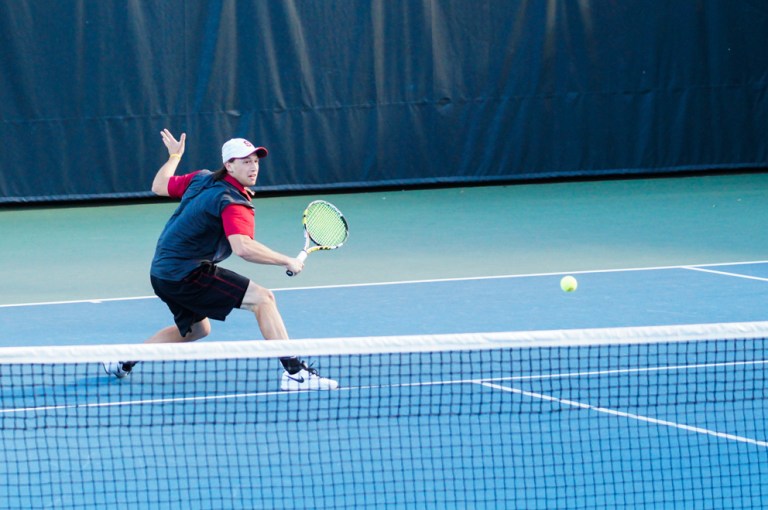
[285,251,308,277]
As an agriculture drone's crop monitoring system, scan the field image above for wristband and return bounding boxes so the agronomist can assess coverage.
[169,153,181,160]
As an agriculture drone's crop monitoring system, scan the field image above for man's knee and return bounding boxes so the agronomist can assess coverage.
[241,283,276,310]
[186,319,211,341]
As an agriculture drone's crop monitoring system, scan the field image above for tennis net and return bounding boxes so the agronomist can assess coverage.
[1,322,767,509]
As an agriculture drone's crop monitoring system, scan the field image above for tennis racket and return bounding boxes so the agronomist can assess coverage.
[286,200,349,276]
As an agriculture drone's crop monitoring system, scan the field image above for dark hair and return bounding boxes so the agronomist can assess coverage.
[213,164,229,181]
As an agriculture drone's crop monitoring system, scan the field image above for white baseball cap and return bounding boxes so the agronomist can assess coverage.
[221,138,268,163]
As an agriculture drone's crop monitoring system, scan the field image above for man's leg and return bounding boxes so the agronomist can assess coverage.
[146,319,211,344]
[103,320,211,378]
[240,282,288,340]
[240,281,338,390]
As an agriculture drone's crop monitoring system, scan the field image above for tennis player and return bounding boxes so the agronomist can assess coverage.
[103,129,338,391]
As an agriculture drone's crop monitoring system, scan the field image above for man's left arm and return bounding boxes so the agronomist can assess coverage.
[152,129,186,196]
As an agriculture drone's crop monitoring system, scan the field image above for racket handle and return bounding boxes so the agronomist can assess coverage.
[286,251,308,277]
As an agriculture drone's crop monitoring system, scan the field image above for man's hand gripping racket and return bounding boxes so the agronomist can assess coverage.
[286,200,349,276]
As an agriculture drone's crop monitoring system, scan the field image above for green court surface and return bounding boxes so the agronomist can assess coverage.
[0,172,766,306]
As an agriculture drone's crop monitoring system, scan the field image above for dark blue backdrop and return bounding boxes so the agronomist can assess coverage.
[0,1,766,202]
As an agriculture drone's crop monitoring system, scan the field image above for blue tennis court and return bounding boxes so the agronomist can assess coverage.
[1,261,767,508]
[4,261,768,346]
[2,0,767,506]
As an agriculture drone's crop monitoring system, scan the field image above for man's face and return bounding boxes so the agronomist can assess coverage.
[227,154,260,186]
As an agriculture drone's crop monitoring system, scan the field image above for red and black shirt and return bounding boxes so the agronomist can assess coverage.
[150,171,255,281]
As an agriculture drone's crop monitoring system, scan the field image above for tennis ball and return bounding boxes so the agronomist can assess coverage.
[560,275,578,292]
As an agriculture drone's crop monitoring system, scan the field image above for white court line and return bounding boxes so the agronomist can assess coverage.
[0,390,286,415]
[683,266,768,283]
[3,358,766,419]
[4,259,768,309]
[480,358,768,383]
[480,382,768,449]
[0,295,158,309]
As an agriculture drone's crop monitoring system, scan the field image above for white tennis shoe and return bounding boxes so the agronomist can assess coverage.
[280,366,338,391]
[102,361,132,379]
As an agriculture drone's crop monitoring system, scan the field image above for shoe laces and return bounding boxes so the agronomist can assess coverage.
[300,361,321,377]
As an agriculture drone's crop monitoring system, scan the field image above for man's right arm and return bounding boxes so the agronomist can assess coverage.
[228,234,304,275]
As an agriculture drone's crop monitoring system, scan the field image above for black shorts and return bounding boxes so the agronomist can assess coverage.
[151,263,250,337]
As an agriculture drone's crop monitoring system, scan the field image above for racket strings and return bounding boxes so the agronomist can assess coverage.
[304,203,348,247]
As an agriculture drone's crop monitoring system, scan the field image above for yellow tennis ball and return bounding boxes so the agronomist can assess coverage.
[560,275,578,292]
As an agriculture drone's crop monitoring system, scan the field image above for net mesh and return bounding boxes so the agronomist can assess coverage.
[2,323,767,509]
